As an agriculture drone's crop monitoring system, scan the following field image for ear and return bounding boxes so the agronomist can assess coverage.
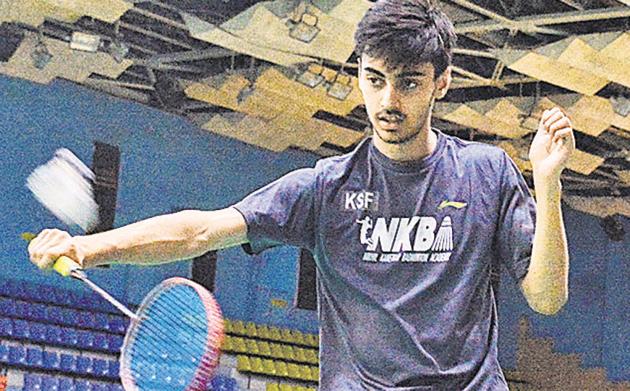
[435,66,451,100]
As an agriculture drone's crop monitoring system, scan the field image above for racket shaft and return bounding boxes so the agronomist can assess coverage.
[53,256,137,320]
[78,276,138,320]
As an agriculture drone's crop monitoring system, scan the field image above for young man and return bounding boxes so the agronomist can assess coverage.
[29,0,575,389]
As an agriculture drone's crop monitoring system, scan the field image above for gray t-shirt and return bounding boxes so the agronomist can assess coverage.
[233,130,536,390]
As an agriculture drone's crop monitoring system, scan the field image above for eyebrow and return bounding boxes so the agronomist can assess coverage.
[364,67,426,79]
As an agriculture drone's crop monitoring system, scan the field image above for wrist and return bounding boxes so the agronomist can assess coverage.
[72,235,93,269]
[533,173,562,201]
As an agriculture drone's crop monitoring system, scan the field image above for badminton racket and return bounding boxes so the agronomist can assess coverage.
[53,257,225,391]
[26,148,226,390]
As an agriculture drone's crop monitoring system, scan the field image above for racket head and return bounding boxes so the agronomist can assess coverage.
[120,277,225,391]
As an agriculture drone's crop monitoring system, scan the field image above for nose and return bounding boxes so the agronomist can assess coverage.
[380,84,402,111]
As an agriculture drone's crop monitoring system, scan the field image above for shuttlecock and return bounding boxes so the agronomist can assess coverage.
[26,148,99,232]
[431,216,453,252]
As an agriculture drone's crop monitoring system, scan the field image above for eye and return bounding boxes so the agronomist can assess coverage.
[367,76,384,88]
[401,80,418,91]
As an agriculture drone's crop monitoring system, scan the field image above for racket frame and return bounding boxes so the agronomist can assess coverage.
[119,277,225,391]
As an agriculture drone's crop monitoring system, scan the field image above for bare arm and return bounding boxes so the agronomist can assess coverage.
[28,207,248,269]
[521,180,569,315]
[521,107,575,315]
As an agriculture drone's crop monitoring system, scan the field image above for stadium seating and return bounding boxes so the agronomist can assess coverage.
[0,280,242,390]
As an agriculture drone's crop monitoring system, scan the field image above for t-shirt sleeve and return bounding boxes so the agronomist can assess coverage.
[232,167,318,254]
[495,153,537,283]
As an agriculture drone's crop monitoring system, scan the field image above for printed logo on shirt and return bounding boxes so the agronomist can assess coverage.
[438,200,467,210]
[356,215,454,263]
[344,191,379,211]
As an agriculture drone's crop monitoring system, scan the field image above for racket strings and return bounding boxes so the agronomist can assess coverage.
[123,284,223,390]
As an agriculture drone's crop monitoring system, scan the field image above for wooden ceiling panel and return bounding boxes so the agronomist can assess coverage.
[556,36,630,90]
[498,137,605,176]
[43,0,130,23]
[0,35,131,85]
[0,0,80,26]
[498,50,609,96]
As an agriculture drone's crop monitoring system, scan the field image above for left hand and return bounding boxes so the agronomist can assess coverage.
[528,107,576,182]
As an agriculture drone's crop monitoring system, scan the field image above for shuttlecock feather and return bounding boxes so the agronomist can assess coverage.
[26,148,99,232]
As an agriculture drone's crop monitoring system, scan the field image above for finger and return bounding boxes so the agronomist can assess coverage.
[28,229,52,263]
[541,107,561,122]
[540,109,554,123]
[543,111,566,130]
[552,127,574,146]
[36,253,55,270]
[548,117,572,134]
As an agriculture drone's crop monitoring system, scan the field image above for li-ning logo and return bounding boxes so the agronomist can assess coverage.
[344,191,379,211]
[438,200,467,210]
[356,215,454,263]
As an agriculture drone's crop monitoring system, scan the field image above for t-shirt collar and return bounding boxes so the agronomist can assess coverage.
[369,128,445,173]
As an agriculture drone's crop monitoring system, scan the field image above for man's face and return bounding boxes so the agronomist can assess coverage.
[358,54,449,146]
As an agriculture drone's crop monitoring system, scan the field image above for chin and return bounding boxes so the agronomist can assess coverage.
[375,129,419,145]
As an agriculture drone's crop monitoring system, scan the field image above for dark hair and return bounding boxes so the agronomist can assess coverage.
[354,0,457,78]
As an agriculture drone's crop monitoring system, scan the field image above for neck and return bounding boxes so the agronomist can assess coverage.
[373,121,437,162]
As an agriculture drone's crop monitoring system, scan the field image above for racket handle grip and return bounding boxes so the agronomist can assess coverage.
[53,256,81,277]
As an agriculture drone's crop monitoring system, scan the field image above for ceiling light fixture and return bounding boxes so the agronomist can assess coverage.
[296,62,325,88]
[70,31,101,52]
[108,21,128,63]
[288,8,320,43]
[31,33,52,70]
[611,95,630,117]
[108,40,129,63]
[327,70,353,101]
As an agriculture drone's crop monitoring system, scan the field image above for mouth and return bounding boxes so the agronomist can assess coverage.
[377,117,404,131]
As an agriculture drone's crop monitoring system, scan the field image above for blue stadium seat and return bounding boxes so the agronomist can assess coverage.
[78,329,96,349]
[62,290,83,308]
[0,344,9,363]
[46,306,64,325]
[108,315,127,334]
[108,384,124,391]
[22,373,43,391]
[13,301,29,318]
[45,324,63,345]
[0,317,13,337]
[108,334,124,352]
[43,350,61,370]
[94,332,110,351]
[210,375,238,391]
[90,383,105,391]
[77,355,94,375]
[41,374,60,391]
[0,297,15,316]
[61,327,79,347]
[29,322,48,343]
[60,353,77,372]
[59,377,76,391]
[62,308,81,327]
[80,311,97,329]
[12,319,30,339]
[94,313,110,331]
[26,346,44,368]
[77,291,102,312]
[74,379,94,391]
[93,358,110,377]
[108,359,120,379]
[8,345,26,365]
[28,303,48,322]
[2,280,21,299]
[22,283,42,302]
